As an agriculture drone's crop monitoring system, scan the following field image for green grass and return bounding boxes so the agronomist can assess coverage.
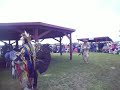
[0,53,120,90]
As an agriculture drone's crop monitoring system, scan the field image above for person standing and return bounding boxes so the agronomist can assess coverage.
[81,40,90,63]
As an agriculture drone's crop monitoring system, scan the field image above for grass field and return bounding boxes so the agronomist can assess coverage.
[0,53,120,90]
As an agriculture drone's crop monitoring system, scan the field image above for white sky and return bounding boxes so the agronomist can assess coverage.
[0,0,120,44]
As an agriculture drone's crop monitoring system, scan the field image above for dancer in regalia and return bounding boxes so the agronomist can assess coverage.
[15,31,38,90]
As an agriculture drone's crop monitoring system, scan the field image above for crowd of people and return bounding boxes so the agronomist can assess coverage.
[49,41,120,55]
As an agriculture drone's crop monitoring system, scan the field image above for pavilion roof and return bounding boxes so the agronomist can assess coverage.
[0,22,75,40]
[77,36,113,42]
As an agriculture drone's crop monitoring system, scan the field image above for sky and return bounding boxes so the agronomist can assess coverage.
[0,0,120,44]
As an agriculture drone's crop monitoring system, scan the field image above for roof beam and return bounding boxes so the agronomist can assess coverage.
[53,37,63,42]
[39,39,44,42]
[64,33,71,40]
[0,40,7,44]
[53,38,60,42]
[38,30,51,39]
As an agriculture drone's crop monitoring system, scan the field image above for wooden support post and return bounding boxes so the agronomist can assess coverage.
[34,29,39,42]
[69,33,72,60]
[9,40,10,45]
[16,40,18,49]
[64,33,72,60]
[9,40,11,50]
[60,37,62,55]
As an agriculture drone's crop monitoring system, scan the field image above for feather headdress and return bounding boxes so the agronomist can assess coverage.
[20,31,31,42]
[20,31,36,56]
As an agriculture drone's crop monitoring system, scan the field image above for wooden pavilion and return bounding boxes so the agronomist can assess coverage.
[0,22,75,60]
